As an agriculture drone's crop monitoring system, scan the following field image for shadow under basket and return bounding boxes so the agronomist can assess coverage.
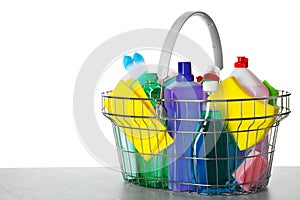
[101,90,291,195]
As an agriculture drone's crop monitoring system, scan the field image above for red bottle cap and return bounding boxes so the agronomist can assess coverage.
[203,72,220,81]
[196,76,203,83]
[234,56,249,68]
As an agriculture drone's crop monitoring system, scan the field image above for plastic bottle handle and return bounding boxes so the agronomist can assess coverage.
[158,11,223,81]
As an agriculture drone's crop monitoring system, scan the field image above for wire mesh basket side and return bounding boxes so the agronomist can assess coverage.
[102,90,290,195]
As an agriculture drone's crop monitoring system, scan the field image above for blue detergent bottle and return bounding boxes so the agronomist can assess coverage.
[194,108,244,194]
[164,62,203,192]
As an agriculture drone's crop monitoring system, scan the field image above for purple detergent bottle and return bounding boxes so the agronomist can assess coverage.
[164,62,203,192]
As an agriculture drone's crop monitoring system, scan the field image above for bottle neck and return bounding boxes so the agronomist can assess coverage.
[176,74,194,82]
[144,79,159,85]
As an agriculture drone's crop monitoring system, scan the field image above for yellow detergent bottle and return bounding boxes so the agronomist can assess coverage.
[104,71,174,161]
[209,76,278,150]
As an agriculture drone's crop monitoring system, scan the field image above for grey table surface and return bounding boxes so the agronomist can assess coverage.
[0,167,299,200]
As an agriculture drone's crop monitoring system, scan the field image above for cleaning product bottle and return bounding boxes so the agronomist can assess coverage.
[194,105,243,194]
[136,73,168,188]
[109,55,141,182]
[230,57,269,103]
[114,124,137,181]
[106,53,174,163]
[115,52,146,182]
[195,69,245,193]
[228,57,270,189]
[164,62,203,192]
[194,110,227,194]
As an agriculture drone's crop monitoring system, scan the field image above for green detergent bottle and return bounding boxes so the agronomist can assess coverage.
[136,73,168,188]
[263,80,279,106]
[142,73,161,107]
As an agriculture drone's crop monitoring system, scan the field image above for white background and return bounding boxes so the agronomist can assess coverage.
[0,0,298,167]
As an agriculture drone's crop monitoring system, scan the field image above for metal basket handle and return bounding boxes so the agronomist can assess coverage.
[158,11,223,82]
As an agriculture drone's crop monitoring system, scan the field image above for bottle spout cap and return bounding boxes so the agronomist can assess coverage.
[196,76,203,83]
[235,56,248,68]
[133,52,145,63]
[177,62,194,82]
[123,56,134,70]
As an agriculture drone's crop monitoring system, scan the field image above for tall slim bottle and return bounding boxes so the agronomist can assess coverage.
[112,54,144,182]
[136,73,168,188]
[194,72,242,194]
[164,62,203,192]
[194,109,243,194]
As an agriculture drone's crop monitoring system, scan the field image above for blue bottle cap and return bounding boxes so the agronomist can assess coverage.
[123,56,134,70]
[133,52,144,63]
[176,62,194,82]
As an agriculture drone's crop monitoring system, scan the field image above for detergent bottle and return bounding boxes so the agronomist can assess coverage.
[116,52,166,183]
[230,57,269,103]
[164,62,203,192]
[230,57,270,186]
[136,72,169,188]
[194,103,244,194]
[106,53,174,178]
[193,109,227,194]
[194,68,245,194]
[109,53,148,182]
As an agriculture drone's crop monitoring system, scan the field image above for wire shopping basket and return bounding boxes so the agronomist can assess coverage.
[101,11,291,195]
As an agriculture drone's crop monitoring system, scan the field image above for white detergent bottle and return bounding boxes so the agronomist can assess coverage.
[230,56,269,103]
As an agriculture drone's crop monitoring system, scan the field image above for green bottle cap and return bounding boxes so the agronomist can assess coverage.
[263,80,279,106]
